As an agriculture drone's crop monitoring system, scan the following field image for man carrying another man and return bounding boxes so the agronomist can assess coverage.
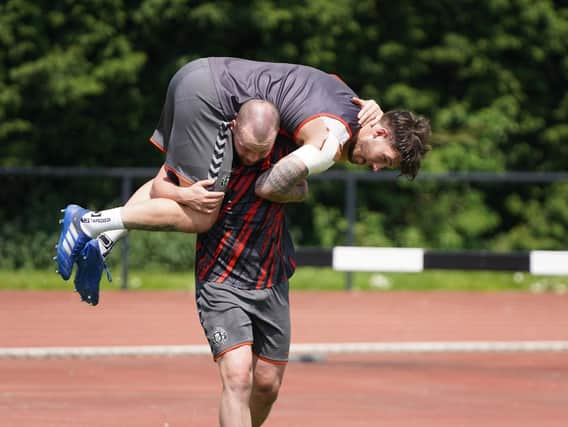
[54,57,431,426]
[56,56,430,291]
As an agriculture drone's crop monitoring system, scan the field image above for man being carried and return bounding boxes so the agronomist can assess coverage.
[56,57,431,304]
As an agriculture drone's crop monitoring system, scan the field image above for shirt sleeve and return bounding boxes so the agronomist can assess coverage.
[320,117,350,147]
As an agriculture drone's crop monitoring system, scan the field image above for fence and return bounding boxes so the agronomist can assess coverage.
[2,166,568,288]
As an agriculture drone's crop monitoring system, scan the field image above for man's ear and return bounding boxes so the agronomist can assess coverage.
[231,119,237,130]
[373,127,389,138]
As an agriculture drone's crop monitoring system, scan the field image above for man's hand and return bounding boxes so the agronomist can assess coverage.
[176,179,224,213]
[352,97,383,128]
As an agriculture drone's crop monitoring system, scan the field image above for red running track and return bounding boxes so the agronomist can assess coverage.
[1,290,567,426]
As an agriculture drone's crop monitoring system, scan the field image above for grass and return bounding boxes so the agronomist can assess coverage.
[0,269,195,291]
[1,267,567,293]
[291,268,567,292]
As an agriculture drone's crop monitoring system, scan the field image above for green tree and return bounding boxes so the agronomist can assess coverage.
[1,0,568,269]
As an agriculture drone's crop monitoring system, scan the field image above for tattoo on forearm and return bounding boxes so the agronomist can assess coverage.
[288,182,309,202]
[255,155,311,202]
[266,156,309,195]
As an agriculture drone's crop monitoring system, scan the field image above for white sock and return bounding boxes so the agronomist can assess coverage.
[97,229,128,258]
[79,208,125,237]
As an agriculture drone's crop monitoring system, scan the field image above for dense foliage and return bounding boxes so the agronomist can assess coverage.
[1,0,567,270]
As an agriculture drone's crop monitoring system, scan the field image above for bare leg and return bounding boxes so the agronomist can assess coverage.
[125,179,153,206]
[83,179,218,237]
[218,346,254,427]
[121,178,218,233]
[100,179,154,242]
[250,357,286,427]
[120,197,217,233]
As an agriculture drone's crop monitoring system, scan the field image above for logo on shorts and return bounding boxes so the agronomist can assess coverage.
[211,327,228,345]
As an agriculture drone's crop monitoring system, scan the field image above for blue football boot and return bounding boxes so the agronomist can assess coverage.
[74,239,112,306]
[55,204,92,280]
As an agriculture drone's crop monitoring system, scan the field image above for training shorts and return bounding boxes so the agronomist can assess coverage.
[150,58,233,191]
[196,281,290,364]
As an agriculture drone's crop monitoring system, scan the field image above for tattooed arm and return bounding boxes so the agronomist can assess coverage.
[256,117,347,202]
[255,154,310,203]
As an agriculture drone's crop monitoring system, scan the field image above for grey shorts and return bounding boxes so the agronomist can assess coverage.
[196,281,291,364]
[151,58,233,192]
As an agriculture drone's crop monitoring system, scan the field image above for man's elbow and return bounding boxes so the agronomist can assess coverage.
[255,183,281,203]
[255,184,269,200]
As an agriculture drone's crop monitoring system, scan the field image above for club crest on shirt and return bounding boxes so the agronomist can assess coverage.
[218,174,230,190]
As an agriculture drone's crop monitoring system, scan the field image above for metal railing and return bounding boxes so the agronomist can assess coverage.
[2,166,568,288]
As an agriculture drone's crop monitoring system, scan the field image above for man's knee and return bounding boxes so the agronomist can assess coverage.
[252,377,281,404]
[177,209,216,233]
[192,213,216,233]
[223,370,253,397]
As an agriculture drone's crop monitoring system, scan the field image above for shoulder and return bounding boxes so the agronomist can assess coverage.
[295,116,352,147]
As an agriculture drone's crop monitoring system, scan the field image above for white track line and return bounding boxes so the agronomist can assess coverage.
[1,341,568,359]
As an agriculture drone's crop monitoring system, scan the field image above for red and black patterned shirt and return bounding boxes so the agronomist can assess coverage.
[195,136,297,290]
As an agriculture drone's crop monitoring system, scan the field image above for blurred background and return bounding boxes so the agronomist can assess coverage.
[1,0,567,291]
